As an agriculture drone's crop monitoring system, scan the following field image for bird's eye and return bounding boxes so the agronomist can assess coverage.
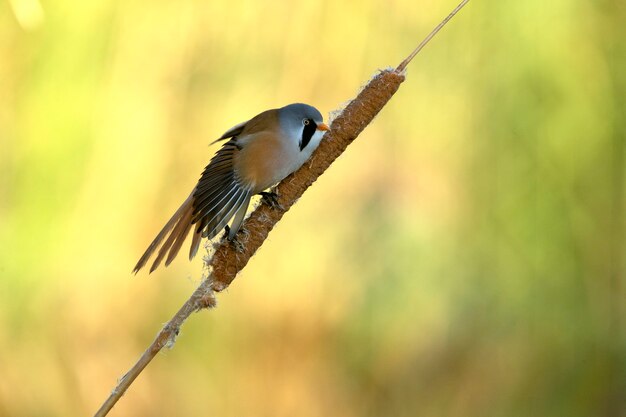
[303,119,310,126]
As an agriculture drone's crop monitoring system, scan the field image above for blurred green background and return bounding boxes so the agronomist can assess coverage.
[1,0,625,416]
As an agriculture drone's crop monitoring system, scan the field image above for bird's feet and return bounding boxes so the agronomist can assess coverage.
[260,190,283,210]
[223,225,246,253]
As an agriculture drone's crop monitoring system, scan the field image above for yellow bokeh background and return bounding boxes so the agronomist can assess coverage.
[1,0,624,416]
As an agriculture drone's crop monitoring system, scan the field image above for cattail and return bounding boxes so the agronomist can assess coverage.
[94,2,469,416]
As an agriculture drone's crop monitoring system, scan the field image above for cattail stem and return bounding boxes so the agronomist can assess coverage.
[396,0,470,72]
[93,278,216,417]
[93,1,469,415]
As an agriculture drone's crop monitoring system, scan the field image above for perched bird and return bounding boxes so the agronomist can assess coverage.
[133,103,330,273]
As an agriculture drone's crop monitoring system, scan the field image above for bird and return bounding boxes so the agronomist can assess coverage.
[133,103,330,273]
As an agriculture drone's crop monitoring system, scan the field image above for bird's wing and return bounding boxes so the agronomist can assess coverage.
[190,139,253,253]
[134,113,282,273]
[228,194,252,240]
[133,138,254,273]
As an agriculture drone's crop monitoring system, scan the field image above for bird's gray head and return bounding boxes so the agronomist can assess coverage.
[278,103,328,151]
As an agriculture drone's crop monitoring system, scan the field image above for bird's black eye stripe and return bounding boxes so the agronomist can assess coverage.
[300,119,316,151]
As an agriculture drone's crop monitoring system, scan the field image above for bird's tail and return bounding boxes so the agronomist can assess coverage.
[133,192,199,273]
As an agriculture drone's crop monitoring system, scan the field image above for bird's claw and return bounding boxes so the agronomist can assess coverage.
[230,236,245,253]
[223,225,246,253]
[260,190,283,210]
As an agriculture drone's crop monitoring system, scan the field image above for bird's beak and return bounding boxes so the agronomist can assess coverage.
[316,123,330,132]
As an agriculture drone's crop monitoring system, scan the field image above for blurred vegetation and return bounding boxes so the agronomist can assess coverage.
[1,0,625,416]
